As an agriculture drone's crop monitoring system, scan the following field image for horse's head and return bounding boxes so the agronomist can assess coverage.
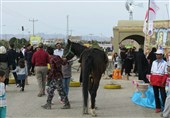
[63,39,75,60]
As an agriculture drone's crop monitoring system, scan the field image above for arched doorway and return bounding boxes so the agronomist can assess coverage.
[120,35,145,49]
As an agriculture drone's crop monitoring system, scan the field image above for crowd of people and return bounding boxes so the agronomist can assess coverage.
[0,42,73,117]
[112,45,170,118]
[2,41,170,117]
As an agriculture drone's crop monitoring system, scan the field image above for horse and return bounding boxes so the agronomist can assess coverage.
[63,40,109,116]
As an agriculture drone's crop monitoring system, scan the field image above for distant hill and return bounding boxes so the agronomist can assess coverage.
[0,33,111,41]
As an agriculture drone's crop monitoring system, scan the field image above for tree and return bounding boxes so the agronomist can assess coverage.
[9,37,29,49]
[9,37,18,45]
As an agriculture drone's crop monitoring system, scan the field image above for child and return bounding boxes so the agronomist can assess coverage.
[112,65,122,80]
[112,52,120,69]
[0,70,7,118]
[12,59,28,91]
[62,61,72,96]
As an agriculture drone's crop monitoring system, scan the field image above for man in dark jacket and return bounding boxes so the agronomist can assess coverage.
[7,43,18,86]
[25,44,33,76]
[147,47,156,74]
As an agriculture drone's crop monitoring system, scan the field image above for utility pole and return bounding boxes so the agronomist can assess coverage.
[66,15,69,41]
[29,18,38,36]
[165,4,170,27]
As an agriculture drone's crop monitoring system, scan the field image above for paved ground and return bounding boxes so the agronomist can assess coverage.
[6,68,163,118]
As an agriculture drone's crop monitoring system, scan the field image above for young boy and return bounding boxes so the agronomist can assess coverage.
[0,70,7,118]
[162,61,170,118]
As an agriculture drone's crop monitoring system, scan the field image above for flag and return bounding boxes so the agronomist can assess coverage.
[148,22,153,36]
[147,0,159,21]
[143,0,159,36]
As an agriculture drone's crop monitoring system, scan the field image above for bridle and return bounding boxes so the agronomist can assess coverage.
[64,44,75,58]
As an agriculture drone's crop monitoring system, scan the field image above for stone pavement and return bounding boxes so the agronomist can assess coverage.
[6,70,163,118]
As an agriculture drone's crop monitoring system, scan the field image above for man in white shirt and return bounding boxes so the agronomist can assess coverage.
[53,43,64,103]
[150,49,168,113]
[53,43,64,57]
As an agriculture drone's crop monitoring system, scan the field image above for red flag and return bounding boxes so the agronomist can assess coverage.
[146,0,159,21]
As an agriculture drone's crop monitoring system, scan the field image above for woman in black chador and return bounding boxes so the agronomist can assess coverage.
[136,48,149,83]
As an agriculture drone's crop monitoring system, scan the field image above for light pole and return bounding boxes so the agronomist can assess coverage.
[29,18,38,36]
[66,15,69,42]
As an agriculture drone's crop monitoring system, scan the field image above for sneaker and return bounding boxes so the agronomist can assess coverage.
[58,96,64,104]
[59,99,64,104]
[155,108,161,113]
[61,103,71,109]
[160,113,169,118]
[41,104,51,109]
[16,84,20,87]
[37,93,43,97]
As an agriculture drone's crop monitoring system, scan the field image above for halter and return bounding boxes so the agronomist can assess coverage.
[65,44,75,58]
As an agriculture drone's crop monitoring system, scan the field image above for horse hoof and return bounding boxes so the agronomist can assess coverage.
[83,107,88,114]
[91,109,97,117]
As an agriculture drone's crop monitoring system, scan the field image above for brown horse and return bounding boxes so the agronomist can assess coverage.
[63,40,108,116]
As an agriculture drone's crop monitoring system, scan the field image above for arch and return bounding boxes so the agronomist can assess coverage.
[112,20,170,53]
[121,35,144,45]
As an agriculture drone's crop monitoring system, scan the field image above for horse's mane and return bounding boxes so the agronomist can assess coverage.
[71,42,87,57]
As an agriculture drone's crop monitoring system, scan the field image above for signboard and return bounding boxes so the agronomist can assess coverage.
[29,36,42,45]
[154,28,170,47]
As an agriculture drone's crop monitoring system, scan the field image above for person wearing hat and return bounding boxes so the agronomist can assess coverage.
[0,46,10,86]
[150,49,168,113]
[161,61,170,118]
[54,43,64,57]
[32,43,49,97]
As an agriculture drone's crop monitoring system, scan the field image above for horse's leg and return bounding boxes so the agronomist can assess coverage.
[89,75,101,117]
[79,68,83,84]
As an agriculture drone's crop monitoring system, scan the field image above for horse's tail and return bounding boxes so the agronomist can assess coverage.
[82,58,92,112]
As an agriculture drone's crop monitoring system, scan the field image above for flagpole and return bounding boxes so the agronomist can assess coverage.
[147,0,151,22]
[147,0,151,38]
[144,0,151,51]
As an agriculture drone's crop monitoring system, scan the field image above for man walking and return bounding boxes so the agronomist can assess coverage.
[32,43,49,97]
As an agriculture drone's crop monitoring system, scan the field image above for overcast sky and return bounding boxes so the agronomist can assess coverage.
[0,0,170,37]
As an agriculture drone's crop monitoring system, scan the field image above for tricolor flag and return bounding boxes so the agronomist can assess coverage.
[143,0,159,36]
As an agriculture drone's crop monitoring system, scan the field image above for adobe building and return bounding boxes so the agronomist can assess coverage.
[112,20,170,53]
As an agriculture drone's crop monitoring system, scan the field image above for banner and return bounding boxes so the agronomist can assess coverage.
[29,36,42,45]
[148,22,154,36]
[143,0,159,36]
